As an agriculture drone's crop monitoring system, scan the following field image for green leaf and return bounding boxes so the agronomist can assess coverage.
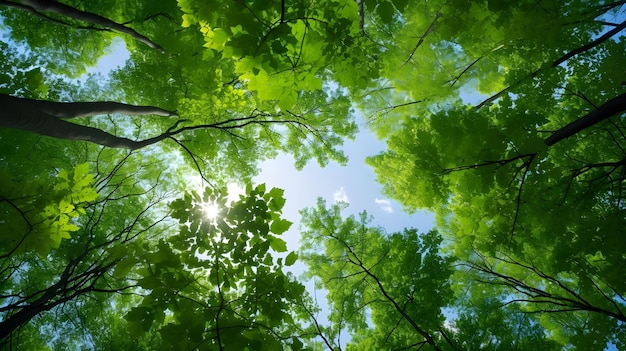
[268,187,286,212]
[255,183,266,194]
[291,337,304,351]
[113,256,137,278]
[160,324,187,345]
[58,168,69,182]
[285,251,298,266]
[59,223,79,232]
[270,218,292,235]
[73,162,89,182]
[125,307,154,336]
[377,2,395,24]
[138,275,161,289]
[391,0,409,11]
[269,236,288,252]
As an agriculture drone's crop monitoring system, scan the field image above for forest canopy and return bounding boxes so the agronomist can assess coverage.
[0,0,625,350]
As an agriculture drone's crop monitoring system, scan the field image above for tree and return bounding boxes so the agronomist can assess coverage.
[0,148,171,346]
[299,199,454,350]
[0,0,365,348]
[3,0,626,349]
[364,0,626,347]
[298,200,563,351]
[122,184,307,350]
[0,173,308,349]
[1,0,359,175]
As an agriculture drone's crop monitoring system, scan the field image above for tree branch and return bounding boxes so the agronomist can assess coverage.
[357,0,365,34]
[1,0,164,51]
[328,232,443,351]
[477,19,626,109]
[466,252,626,323]
[440,153,535,175]
[403,12,441,65]
[545,92,626,146]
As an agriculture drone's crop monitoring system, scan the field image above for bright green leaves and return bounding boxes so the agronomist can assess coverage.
[228,18,324,109]
[56,162,99,204]
[4,0,625,348]
[125,183,304,349]
[269,235,288,252]
[270,219,292,236]
[299,199,454,349]
[178,0,380,103]
[0,162,98,256]
[362,1,626,347]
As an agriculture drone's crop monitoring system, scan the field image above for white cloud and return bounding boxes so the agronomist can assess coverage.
[375,198,394,213]
[333,186,349,203]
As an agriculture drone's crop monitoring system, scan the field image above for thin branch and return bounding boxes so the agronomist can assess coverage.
[403,12,442,65]
[280,0,285,23]
[168,136,214,188]
[447,56,482,88]
[379,99,427,114]
[477,19,626,109]
[328,232,442,351]
[303,303,337,350]
[467,252,626,322]
[357,0,365,34]
[573,157,626,177]
[441,153,535,175]
[509,154,536,243]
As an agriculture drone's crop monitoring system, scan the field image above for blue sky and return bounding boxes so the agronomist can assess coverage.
[253,121,436,337]
[254,120,435,252]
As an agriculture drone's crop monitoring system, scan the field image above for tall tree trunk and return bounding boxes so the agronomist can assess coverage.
[0,282,64,342]
[545,92,626,146]
[0,94,178,149]
[0,259,113,343]
[0,0,163,51]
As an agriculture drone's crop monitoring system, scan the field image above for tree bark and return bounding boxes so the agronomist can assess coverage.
[0,281,64,341]
[0,258,115,343]
[1,0,164,51]
[0,94,178,149]
[545,92,626,146]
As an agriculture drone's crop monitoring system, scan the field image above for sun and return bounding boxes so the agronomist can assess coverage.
[200,201,220,221]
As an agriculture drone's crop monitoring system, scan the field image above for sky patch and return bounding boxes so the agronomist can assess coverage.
[375,198,393,213]
[333,186,349,203]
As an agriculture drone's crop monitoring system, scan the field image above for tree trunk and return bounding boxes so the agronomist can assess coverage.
[0,259,111,343]
[545,92,626,146]
[0,94,178,149]
[1,0,163,51]
[0,284,61,342]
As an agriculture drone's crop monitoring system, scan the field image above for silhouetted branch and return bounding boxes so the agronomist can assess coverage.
[545,92,626,146]
[404,12,441,65]
[477,20,626,109]
[0,0,164,51]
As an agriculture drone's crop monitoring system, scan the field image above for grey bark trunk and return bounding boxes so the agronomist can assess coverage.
[1,0,163,51]
[0,94,177,149]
